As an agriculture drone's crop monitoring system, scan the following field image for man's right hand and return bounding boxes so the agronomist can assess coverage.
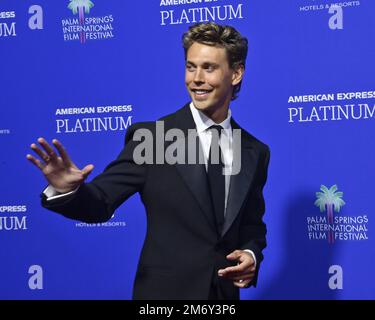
[26,137,94,194]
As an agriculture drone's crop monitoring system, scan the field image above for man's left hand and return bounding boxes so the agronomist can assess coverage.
[217,250,256,288]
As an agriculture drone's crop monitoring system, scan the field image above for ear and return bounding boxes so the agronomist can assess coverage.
[231,64,244,86]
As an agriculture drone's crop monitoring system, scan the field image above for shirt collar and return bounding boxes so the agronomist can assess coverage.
[189,102,232,134]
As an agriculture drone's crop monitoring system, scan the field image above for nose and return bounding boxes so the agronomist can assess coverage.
[193,68,204,84]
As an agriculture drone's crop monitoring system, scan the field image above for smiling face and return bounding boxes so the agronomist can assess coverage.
[185,42,244,123]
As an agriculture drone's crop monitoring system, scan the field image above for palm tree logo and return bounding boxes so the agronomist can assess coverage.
[314,185,345,244]
[68,0,94,43]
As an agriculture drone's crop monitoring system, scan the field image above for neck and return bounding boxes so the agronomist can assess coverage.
[202,103,230,124]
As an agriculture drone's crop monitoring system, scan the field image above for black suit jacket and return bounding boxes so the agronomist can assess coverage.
[42,103,270,300]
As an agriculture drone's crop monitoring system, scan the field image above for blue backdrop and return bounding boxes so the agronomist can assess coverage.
[1,0,374,299]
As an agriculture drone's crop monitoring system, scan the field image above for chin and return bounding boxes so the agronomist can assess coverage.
[192,100,211,111]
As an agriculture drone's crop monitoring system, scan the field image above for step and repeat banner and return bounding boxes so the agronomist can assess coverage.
[1,1,374,299]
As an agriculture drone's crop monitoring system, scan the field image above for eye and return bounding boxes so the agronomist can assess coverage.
[186,64,195,72]
[205,65,215,72]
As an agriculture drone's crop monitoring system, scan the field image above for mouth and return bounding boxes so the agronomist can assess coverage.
[190,88,213,100]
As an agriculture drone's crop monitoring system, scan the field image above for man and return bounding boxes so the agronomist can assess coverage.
[27,22,270,300]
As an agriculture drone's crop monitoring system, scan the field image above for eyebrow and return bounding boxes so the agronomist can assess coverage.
[186,61,220,68]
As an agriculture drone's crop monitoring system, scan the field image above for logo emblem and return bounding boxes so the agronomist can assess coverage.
[67,0,94,43]
[68,0,94,22]
[314,185,345,243]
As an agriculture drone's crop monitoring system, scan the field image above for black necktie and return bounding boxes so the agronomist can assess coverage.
[207,125,225,233]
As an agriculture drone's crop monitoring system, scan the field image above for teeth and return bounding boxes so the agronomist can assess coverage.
[195,90,209,94]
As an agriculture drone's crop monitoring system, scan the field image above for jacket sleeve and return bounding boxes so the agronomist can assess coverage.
[239,144,270,286]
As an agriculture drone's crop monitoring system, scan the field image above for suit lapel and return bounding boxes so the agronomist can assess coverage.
[221,120,257,237]
[175,160,217,234]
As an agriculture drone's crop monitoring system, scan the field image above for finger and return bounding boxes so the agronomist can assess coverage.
[52,139,73,166]
[37,138,58,162]
[219,268,254,280]
[218,265,241,276]
[224,268,255,278]
[229,251,254,264]
[81,164,94,178]
[30,143,50,163]
[26,154,44,170]
[226,250,241,260]
[218,261,250,275]
[233,279,251,288]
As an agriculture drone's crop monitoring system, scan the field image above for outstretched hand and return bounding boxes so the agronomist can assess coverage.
[218,250,256,288]
[26,137,94,193]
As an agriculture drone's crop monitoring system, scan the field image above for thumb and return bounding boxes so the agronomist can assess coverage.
[226,250,241,261]
[81,164,94,178]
